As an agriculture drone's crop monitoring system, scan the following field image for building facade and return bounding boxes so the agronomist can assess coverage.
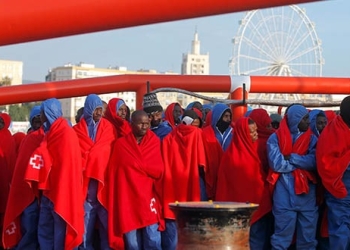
[0,59,23,86]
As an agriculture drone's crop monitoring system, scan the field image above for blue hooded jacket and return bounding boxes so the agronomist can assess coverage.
[83,94,103,142]
[211,103,233,151]
[40,98,63,132]
[309,109,326,137]
[29,105,41,129]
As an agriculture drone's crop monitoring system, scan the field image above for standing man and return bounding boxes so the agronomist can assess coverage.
[108,110,164,249]
[317,96,350,249]
[143,93,172,140]
[74,94,116,249]
[25,98,84,250]
[267,104,318,249]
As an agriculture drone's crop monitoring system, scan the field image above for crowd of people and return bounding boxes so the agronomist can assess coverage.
[0,92,349,250]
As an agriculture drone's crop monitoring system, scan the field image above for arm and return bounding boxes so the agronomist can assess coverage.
[289,135,317,171]
[267,134,296,173]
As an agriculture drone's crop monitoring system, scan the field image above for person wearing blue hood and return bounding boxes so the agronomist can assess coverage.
[202,103,233,200]
[143,93,172,140]
[33,98,84,249]
[27,105,42,133]
[267,104,318,249]
[309,109,327,137]
[74,94,116,250]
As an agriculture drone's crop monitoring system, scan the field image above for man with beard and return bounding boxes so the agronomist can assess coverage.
[164,102,183,128]
[143,93,172,140]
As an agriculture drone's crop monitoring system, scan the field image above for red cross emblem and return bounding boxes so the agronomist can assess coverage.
[30,154,43,169]
[5,222,16,235]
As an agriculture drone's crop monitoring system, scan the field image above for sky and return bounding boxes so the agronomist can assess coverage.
[0,0,349,82]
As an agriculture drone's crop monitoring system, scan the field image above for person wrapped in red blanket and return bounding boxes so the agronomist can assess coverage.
[267,104,318,249]
[3,105,44,250]
[25,98,84,249]
[74,94,116,249]
[0,113,17,248]
[104,98,131,138]
[316,96,350,249]
[108,110,164,250]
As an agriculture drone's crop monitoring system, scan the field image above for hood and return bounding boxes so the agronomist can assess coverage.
[41,98,63,131]
[29,105,41,127]
[0,113,11,129]
[83,94,103,125]
[309,109,326,136]
[286,105,308,134]
[211,103,231,128]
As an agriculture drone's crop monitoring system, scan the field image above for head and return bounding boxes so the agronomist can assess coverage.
[116,100,128,120]
[143,93,163,127]
[340,96,350,128]
[75,107,84,124]
[181,110,201,128]
[173,103,182,125]
[0,113,11,130]
[102,101,108,116]
[212,103,232,133]
[316,113,327,134]
[248,118,258,142]
[270,113,282,129]
[30,105,42,131]
[286,104,310,133]
[83,94,103,123]
[40,98,63,131]
[131,110,150,137]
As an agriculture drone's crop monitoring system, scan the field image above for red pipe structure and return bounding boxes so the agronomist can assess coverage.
[0,74,348,107]
[0,0,323,46]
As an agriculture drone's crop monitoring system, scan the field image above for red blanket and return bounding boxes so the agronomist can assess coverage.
[216,118,264,205]
[317,115,350,198]
[2,128,44,248]
[74,117,116,208]
[164,102,182,128]
[108,130,164,244]
[25,118,84,249]
[0,115,16,216]
[202,125,224,200]
[162,124,206,219]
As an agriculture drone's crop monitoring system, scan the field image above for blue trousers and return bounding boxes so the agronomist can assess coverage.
[38,195,67,250]
[249,212,274,250]
[13,199,39,250]
[77,200,110,250]
[124,223,161,250]
[161,219,177,250]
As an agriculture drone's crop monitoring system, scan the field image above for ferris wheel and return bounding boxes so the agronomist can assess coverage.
[229,5,324,80]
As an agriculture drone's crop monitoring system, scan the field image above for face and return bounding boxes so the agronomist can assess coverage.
[248,123,258,142]
[31,116,42,131]
[316,116,327,133]
[132,114,150,137]
[117,104,127,120]
[173,105,182,123]
[93,107,103,122]
[149,111,162,127]
[298,114,310,132]
[0,117,4,130]
[102,102,107,116]
[271,121,279,129]
[191,118,201,128]
[40,110,47,124]
[221,111,231,123]
[75,108,84,123]
[193,102,203,113]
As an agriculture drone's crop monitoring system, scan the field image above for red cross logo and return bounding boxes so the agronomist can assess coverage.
[5,222,16,235]
[30,154,43,169]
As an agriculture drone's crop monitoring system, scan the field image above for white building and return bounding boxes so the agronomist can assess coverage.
[46,63,179,122]
[0,59,23,85]
[181,32,209,75]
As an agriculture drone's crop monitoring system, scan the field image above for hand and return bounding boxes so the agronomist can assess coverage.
[284,155,291,160]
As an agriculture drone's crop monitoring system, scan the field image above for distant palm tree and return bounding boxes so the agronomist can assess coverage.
[0,76,12,86]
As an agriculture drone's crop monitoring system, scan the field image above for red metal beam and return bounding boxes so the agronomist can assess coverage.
[0,0,323,46]
[0,75,348,107]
